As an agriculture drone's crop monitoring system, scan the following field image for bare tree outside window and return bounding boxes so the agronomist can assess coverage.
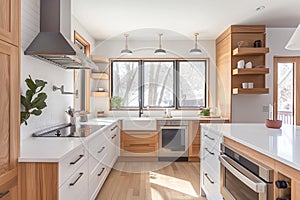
[178,61,206,108]
[143,62,174,107]
[111,61,139,108]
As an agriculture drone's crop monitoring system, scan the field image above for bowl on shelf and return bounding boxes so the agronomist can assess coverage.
[265,119,282,129]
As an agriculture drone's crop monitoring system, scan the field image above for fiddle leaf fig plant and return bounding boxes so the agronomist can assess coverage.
[21,75,48,125]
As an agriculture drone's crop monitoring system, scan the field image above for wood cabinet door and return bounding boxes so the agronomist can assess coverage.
[188,121,201,161]
[0,40,19,189]
[0,0,19,46]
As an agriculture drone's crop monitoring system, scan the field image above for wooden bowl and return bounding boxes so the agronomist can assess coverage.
[265,119,282,129]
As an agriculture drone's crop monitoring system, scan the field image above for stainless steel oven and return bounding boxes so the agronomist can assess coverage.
[157,120,189,161]
[219,143,274,200]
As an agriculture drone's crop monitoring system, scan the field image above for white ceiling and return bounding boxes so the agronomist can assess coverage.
[72,0,300,41]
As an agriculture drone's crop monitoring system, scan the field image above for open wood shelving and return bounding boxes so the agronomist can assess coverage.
[232,68,269,75]
[232,47,269,56]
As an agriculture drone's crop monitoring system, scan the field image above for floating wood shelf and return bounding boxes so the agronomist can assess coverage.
[232,68,269,75]
[232,47,269,56]
[91,55,109,63]
[91,72,109,80]
[232,88,269,95]
[91,92,108,97]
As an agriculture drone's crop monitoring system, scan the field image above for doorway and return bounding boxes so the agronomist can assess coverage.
[273,57,300,125]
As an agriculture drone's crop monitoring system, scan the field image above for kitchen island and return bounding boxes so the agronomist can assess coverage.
[201,123,300,200]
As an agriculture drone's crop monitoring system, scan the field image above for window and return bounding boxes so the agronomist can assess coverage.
[111,61,139,108]
[178,61,206,108]
[111,59,207,109]
[143,61,175,108]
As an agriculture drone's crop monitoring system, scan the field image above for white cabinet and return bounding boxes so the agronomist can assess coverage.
[88,122,120,200]
[200,126,223,200]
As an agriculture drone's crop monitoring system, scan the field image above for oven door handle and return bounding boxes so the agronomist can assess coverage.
[160,126,187,130]
[219,155,267,193]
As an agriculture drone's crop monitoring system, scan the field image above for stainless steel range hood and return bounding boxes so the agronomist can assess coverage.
[24,0,96,70]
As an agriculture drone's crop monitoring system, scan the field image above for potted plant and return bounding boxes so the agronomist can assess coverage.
[110,96,122,109]
[199,108,210,116]
[21,75,47,125]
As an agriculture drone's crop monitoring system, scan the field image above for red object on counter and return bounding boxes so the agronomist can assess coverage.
[265,119,282,129]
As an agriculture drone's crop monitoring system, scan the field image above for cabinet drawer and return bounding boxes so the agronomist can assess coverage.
[202,163,222,200]
[89,162,108,200]
[202,129,222,149]
[0,185,17,200]
[59,145,88,186]
[202,142,220,174]
[122,132,157,145]
[59,161,88,200]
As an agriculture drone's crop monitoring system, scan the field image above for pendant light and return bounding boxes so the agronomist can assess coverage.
[121,34,133,55]
[154,33,166,55]
[286,24,300,50]
[189,33,202,54]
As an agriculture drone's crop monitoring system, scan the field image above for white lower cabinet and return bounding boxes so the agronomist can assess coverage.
[200,126,223,200]
[59,122,120,200]
[59,161,89,200]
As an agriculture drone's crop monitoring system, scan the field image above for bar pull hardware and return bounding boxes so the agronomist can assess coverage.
[204,134,215,141]
[98,147,105,154]
[69,173,84,186]
[97,168,105,176]
[205,148,215,155]
[111,134,117,139]
[111,125,118,131]
[204,173,214,184]
[0,191,9,198]
[70,155,84,165]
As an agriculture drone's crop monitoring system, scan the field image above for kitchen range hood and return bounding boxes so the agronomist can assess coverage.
[24,0,96,69]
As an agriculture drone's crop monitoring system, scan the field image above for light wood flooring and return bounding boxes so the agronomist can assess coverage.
[96,161,206,200]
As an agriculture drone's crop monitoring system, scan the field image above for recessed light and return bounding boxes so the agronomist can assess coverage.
[256,5,265,12]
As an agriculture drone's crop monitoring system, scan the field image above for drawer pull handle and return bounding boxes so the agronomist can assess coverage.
[97,168,105,176]
[70,155,84,165]
[0,191,9,198]
[204,148,214,155]
[204,173,214,184]
[98,147,105,154]
[204,134,215,141]
[111,134,117,139]
[69,173,84,186]
[111,125,118,131]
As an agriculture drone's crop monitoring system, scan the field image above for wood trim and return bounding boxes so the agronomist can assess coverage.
[109,58,210,61]
[273,57,300,124]
[19,162,59,200]
[73,31,91,112]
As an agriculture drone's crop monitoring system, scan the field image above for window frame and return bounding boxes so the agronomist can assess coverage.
[176,60,208,109]
[110,58,209,110]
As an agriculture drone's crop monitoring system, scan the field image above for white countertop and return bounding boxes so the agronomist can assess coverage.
[19,120,118,163]
[201,123,300,171]
[94,116,228,121]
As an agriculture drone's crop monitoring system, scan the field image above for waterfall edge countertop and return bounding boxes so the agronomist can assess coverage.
[201,123,300,171]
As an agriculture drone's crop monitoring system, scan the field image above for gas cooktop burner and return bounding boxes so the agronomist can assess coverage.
[32,123,105,137]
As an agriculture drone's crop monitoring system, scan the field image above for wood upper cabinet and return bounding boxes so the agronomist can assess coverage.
[0,40,19,199]
[0,0,19,46]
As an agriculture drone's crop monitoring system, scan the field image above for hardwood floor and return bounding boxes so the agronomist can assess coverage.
[96,161,206,200]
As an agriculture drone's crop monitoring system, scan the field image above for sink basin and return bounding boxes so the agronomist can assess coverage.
[122,118,156,131]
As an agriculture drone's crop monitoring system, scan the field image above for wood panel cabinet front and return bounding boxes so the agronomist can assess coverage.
[121,131,158,157]
[0,0,19,46]
[0,39,19,198]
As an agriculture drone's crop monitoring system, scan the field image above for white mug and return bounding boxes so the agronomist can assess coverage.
[245,61,252,68]
[248,82,254,88]
[242,82,248,88]
[237,60,245,68]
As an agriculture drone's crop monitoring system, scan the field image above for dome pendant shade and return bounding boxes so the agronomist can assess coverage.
[121,34,133,55]
[154,33,166,55]
[189,33,202,54]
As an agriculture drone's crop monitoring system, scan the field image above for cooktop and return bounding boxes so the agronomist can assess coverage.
[32,123,105,137]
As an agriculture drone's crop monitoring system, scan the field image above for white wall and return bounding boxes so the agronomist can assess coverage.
[21,0,95,140]
[231,27,300,123]
[90,38,217,118]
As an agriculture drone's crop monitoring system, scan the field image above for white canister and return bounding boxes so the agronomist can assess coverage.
[242,82,248,88]
[248,82,254,88]
[237,60,245,68]
[245,61,253,68]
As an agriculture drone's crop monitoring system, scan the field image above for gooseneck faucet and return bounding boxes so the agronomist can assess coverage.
[139,99,143,117]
